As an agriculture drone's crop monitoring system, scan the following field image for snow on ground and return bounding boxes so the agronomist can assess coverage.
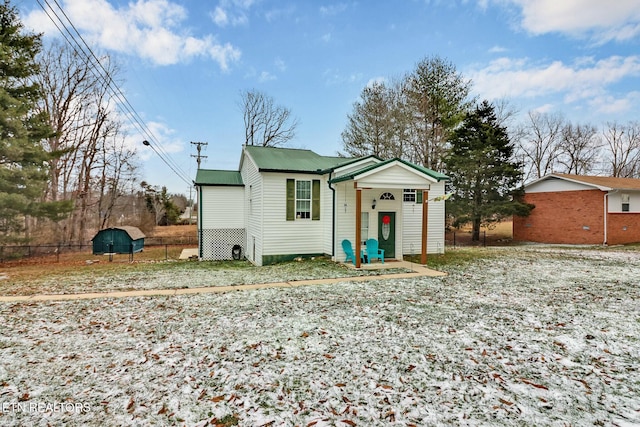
[0,247,639,426]
[0,259,411,296]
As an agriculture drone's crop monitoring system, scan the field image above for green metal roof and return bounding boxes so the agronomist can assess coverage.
[330,158,449,183]
[194,169,244,186]
[244,145,355,173]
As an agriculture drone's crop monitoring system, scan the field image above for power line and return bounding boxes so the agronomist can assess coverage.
[35,0,193,186]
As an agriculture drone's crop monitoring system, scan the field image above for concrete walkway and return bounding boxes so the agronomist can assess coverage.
[0,261,446,303]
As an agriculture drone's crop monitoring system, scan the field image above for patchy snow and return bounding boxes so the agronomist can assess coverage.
[0,247,639,426]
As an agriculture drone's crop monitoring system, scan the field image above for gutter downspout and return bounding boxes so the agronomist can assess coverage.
[603,190,618,246]
[328,171,336,258]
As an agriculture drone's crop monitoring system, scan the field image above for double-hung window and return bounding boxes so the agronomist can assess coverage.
[296,180,311,219]
[286,179,320,221]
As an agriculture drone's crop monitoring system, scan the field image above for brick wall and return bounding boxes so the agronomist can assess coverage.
[513,190,605,244]
[607,213,640,245]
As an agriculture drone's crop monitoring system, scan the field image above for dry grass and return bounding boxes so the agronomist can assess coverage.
[148,224,196,238]
[0,245,192,283]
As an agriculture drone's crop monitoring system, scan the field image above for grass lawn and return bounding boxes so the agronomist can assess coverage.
[0,246,639,426]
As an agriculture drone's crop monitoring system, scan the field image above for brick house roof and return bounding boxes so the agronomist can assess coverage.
[550,173,640,191]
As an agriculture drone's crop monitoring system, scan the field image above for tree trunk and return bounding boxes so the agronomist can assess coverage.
[472,216,481,242]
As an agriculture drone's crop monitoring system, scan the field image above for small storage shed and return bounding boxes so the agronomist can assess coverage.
[92,226,146,254]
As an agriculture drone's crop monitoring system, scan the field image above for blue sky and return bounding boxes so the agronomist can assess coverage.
[20,0,640,196]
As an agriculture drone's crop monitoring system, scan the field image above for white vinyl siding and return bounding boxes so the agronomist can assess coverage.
[608,190,640,213]
[199,186,244,229]
[402,183,446,255]
[241,152,263,265]
[262,173,326,257]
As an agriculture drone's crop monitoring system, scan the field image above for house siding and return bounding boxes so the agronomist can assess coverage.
[261,172,327,262]
[199,186,244,229]
[197,186,246,260]
[402,183,446,255]
[513,190,605,244]
[241,153,264,265]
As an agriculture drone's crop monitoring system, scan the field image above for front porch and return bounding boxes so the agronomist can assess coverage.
[330,158,448,269]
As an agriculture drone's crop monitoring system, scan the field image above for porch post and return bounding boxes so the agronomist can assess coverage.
[355,186,362,268]
[421,190,429,265]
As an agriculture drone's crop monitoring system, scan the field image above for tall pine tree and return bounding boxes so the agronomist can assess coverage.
[0,0,71,242]
[445,100,532,241]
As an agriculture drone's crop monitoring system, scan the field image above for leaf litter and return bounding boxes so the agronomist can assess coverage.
[0,247,639,426]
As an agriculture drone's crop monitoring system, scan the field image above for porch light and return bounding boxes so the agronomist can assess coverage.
[372,198,377,209]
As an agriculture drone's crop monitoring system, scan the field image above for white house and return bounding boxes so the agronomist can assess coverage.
[195,145,449,266]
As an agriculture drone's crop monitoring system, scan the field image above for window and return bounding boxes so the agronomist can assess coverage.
[286,179,320,221]
[296,180,311,219]
[379,192,395,200]
[622,193,630,212]
[361,212,369,245]
[403,189,416,202]
[403,189,423,203]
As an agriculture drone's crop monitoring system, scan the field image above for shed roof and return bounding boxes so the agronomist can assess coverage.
[195,170,244,186]
[93,226,146,241]
[530,173,640,191]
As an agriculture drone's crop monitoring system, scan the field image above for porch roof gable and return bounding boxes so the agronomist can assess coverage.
[329,158,448,185]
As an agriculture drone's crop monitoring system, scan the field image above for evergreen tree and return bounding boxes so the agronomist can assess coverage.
[0,0,71,241]
[445,100,532,241]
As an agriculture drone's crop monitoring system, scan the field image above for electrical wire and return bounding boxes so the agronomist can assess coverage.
[35,0,193,186]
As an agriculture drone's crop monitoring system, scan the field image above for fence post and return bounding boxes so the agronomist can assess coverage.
[57,243,61,263]
[165,244,168,260]
[483,231,486,247]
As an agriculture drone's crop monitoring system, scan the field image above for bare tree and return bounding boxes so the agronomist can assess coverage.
[558,122,601,175]
[240,89,298,147]
[36,43,140,243]
[517,111,566,181]
[96,125,138,229]
[602,121,640,177]
[341,81,398,158]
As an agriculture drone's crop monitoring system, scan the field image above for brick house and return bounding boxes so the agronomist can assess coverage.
[513,173,640,245]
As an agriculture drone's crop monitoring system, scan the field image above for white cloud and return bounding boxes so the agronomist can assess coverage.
[501,0,640,42]
[258,71,276,82]
[589,92,640,115]
[133,120,184,162]
[274,58,287,72]
[468,55,640,114]
[211,0,253,27]
[212,6,229,26]
[488,45,507,53]
[319,3,348,17]
[24,0,241,70]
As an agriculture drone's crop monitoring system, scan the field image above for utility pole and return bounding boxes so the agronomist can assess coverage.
[191,141,208,168]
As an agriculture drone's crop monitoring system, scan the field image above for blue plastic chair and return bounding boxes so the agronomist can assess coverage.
[364,238,385,263]
[341,239,356,265]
